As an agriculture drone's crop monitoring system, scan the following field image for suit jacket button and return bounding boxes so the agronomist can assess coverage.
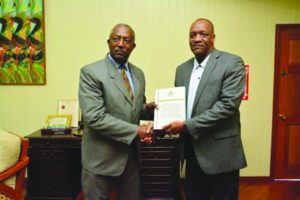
[121,139,128,144]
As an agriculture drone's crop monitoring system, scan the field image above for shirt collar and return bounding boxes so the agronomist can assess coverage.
[108,53,129,71]
[193,54,211,70]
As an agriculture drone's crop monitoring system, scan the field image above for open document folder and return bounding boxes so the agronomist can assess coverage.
[154,87,186,130]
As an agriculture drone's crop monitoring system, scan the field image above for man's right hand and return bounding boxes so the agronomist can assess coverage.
[137,124,154,144]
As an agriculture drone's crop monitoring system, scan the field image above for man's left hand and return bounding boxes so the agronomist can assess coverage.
[146,101,158,113]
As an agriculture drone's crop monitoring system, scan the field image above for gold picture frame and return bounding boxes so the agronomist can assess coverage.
[45,114,72,129]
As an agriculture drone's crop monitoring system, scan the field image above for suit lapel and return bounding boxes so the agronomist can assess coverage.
[184,59,194,101]
[192,50,220,111]
[106,57,133,105]
[130,65,141,105]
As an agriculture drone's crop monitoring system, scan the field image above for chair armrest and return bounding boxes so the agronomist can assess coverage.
[0,156,29,181]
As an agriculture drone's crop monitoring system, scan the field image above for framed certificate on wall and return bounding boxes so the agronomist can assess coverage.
[58,99,80,128]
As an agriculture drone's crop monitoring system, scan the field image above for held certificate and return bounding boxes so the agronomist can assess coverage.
[154,87,186,129]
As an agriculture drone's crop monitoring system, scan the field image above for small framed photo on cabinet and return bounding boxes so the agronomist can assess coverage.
[45,114,72,129]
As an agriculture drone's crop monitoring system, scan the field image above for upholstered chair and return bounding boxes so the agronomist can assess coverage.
[0,129,29,200]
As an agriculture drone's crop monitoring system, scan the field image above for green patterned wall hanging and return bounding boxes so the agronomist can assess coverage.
[0,0,45,85]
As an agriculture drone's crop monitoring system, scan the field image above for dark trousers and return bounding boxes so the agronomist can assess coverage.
[185,144,240,200]
[82,150,141,200]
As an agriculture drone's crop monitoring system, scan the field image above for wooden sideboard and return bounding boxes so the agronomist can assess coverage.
[26,130,82,200]
[140,136,181,199]
[26,130,181,200]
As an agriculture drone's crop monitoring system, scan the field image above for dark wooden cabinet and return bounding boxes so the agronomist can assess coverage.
[26,130,181,200]
[140,137,181,200]
[26,130,82,200]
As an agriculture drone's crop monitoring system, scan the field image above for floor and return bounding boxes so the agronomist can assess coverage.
[23,180,300,200]
[77,180,300,200]
[239,180,300,200]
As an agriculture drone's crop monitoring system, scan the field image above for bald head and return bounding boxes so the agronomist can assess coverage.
[191,18,215,37]
[109,23,135,43]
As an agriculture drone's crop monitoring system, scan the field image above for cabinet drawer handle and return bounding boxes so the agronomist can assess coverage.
[278,114,286,120]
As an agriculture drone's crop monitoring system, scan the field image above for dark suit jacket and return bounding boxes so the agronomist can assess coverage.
[79,55,147,176]
[176,49,247,174]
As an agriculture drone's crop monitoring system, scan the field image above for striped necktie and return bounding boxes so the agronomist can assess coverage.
[120,64,134,101]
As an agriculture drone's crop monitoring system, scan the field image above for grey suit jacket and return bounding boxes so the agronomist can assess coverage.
[176,49,247,174]
[79,55,147,176]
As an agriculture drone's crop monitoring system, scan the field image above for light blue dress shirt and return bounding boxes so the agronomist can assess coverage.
[108,53,135,96]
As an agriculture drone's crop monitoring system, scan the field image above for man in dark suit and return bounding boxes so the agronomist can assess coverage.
[163,18,247,200]
[79,23,154,200]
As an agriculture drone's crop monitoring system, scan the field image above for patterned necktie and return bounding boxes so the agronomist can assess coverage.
[120,64,134,101]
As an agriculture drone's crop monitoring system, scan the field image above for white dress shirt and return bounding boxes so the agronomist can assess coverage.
[187,55,210,119]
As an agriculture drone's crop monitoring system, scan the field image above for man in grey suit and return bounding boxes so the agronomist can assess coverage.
[79,23,154,200]
[163,18,247,200]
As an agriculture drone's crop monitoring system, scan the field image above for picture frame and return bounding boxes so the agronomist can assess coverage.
[57,99,80,128]
[0,0,46,85]
[45,114,72,129]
